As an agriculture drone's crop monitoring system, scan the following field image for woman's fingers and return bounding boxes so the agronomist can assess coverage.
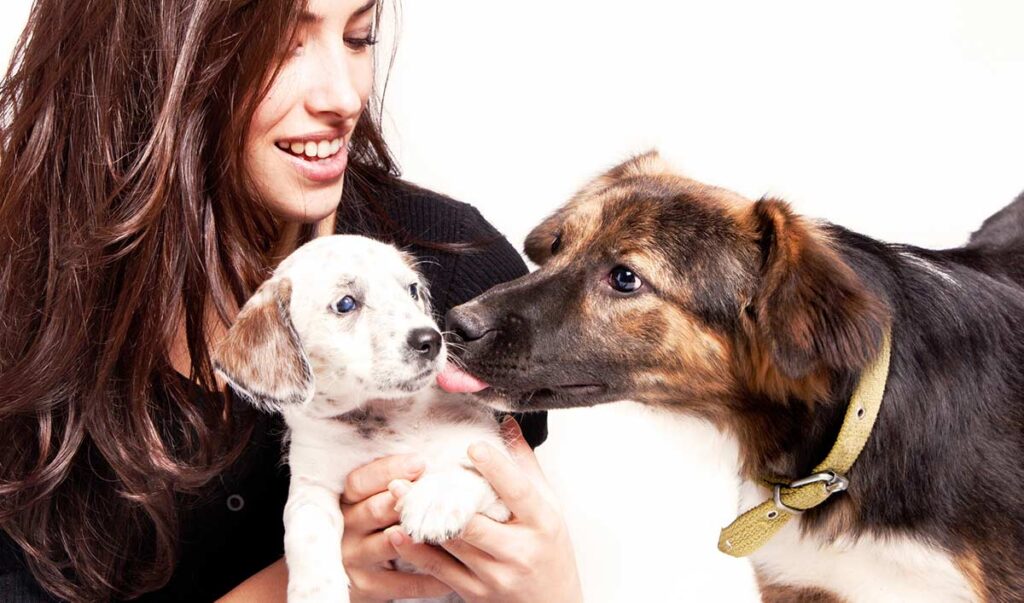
[348,567,453,601]
[468,441,546,525]
[444,513,518,562]
[500,416,544,476]
[343,490,401,534]
[342,454,424,504]
[385,527,481,596]
[343,530,396,568]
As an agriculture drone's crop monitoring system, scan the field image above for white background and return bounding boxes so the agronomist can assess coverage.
[4,1,1024,600]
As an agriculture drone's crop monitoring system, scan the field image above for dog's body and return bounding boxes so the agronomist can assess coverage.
[214,235,509,603]
[445,153,1024,602]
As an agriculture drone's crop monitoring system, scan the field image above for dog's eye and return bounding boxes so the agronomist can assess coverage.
[332,295,358,314]
[550,233,562,255]
[408,283,419,301]
[608,266,642,293]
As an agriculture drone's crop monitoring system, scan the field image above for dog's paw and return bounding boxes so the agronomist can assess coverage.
[398,470,500,544]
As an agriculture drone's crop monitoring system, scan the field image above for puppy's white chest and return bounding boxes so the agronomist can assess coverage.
[739,482,977,603]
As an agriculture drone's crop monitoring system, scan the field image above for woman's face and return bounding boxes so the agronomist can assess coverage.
[245,0,377,223]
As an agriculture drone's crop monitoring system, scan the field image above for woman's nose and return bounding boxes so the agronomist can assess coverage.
[304,49,364,119]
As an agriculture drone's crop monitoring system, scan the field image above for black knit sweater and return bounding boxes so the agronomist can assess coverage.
[0,184,547,602]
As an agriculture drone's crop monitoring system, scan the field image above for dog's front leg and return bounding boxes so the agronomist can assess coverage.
[284,476,349,603]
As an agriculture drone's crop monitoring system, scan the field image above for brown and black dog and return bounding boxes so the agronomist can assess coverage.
[444,152,1024,602]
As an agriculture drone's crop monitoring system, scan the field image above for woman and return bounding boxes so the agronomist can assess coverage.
[0,0,582,601]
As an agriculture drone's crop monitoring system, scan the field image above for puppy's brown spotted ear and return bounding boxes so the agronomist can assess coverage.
[524,210,564,266]
[213,278,314,411]
[747,199,888,383]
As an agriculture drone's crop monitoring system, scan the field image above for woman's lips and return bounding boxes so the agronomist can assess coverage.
[277,143,348,184]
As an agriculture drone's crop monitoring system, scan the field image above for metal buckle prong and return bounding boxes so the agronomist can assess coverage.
[771,470,850,516]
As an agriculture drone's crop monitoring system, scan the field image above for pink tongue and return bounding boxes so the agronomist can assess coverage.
[437,363,491,394]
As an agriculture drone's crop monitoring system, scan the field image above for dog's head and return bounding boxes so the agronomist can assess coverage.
[446,151,888,415]
[213,235,444,417]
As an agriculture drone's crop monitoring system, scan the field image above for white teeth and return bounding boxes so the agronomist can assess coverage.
[279,136,345,160]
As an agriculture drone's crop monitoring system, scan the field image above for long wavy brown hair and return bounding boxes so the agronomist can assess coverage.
[0,0,398,599]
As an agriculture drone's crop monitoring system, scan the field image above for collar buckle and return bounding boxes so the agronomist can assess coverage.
[772,470,850,515]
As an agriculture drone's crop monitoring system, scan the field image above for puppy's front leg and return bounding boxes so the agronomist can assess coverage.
[284,476,349,603]
[398,460,510,544]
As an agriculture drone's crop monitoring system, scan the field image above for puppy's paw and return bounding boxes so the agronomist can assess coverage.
[397,470,501,544]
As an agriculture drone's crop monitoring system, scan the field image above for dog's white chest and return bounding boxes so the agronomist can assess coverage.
[739,482,977,603]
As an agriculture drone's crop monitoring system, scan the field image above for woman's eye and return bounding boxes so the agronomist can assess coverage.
[550,233,563,255]
[344,34,377,50]
[408,283,419,301]
[608,266,642,293]
[332,295,358,314]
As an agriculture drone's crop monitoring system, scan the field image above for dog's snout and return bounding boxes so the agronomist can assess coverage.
[445,305,493,342]
[408,328,442,360]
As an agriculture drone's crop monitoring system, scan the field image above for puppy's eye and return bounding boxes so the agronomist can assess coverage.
[608,266,642,293]
[408,283,419,301]
[332,295,358,314]
[551,233,563,254]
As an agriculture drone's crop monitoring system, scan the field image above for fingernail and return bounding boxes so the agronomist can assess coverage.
[468,442,490,463]
[388,479,411,498]
[501,415,522,435]
[386,527,406,547]
[404,456,425,476]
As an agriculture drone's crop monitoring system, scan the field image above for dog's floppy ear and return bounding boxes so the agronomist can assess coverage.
[213,278,314,411]
[524,210,564,266]
[746,199,887,382]
[604,149,676,180]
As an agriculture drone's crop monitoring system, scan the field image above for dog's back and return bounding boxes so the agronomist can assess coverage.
[965,191,1024,288]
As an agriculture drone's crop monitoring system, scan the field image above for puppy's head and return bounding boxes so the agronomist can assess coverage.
[447,151,888,415]
[213,235,444,416]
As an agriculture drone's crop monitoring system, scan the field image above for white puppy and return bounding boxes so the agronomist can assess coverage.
[213,235,510,603]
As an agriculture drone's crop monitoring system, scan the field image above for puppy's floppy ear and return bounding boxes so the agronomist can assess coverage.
[213,278,314,411]
[747,199,888,381]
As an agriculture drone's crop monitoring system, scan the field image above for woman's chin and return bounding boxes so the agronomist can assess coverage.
[268,189,345,224]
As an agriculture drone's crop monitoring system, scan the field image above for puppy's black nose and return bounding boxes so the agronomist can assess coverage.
[445,305,493,342]
[407,328,441,360]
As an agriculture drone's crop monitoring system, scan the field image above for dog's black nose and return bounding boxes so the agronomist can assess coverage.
[407,328,441,360]
[445,305,493,342]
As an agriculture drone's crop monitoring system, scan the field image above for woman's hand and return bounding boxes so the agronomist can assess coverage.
[385,418,583,603]
[340,454,454,602]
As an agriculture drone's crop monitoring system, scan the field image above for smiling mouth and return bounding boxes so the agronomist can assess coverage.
[275,136,345,161]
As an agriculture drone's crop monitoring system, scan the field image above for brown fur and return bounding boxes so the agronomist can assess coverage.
[758,581,845,603]
[447,150,1024,598]
[212,278,313,409]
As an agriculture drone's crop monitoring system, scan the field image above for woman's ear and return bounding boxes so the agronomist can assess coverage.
[747,199,888,381]
[213,278,314,411]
